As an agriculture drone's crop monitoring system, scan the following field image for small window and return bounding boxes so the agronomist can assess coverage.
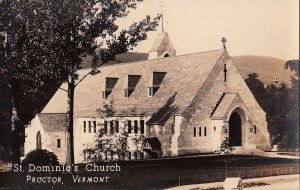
[153,72,166,86]
[127,120,132,133]
[93,121,97,133]
[140,120,145,134]
[199,127,201,137]
[254,125,257,134]
[204,127,207,136]
[115,121,119,133]
[194,127,196,137]
[110,120,114,133]
[83,121,86,133]
[124,89,129,98]
[148,87,154,97]
[101,91,106,100]
[134,120,138,134]
[57,139,61,148]
[125,75,141,97]
[148,72,166,97]
[104,121,108,133]
[106,77,118,90]
[88,121,91,133]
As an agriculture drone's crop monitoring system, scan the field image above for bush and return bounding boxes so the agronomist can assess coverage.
[22,149,59,171]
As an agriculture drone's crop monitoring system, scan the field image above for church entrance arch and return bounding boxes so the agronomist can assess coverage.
[228,108,246,146]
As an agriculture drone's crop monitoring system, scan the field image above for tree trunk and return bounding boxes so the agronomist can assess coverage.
[66,76,75,166]
[11,97,20,165]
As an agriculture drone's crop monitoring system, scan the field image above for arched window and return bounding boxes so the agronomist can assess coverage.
[199,127,201,136]
[204,127,207,136]
[36,131,41,149]
[164,53,169,57]
[193,127,196,137]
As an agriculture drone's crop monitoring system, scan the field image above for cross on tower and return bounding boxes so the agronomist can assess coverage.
[160,0,164,33]
[221,37,227,50]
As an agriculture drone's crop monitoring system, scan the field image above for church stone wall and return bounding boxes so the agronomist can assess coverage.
[148,117,175,157]
[45,131,66,164]
[226,59,271,150]
[24,116,67,164]
[178,53,226,155]
[178,52,271,155]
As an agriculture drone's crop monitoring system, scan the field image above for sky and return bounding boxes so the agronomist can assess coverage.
[117,0,299,60]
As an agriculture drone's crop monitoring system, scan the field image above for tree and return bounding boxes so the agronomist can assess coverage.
[214,137,235,177]
[86,101,146,162]
[0,0,60,163]
[245,73,266,110]
[245,63,299,150]
[1,0,160,165]
[283,60,299,149]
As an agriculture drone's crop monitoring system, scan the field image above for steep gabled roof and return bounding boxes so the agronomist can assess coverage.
[212,93,238,119]
[42,50,224,119]
[149,32,168,52]
[37,113,67,132]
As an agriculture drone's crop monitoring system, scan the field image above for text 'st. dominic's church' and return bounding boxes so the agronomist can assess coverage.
[24,32,271,164]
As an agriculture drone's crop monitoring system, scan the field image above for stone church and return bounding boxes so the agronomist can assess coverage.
[24,32,271,164]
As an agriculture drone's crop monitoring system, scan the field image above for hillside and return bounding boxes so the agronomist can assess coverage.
[80,52,294,85]
[233,55,293,85]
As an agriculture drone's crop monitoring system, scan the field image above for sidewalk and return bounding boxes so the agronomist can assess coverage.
[166,174,299,190]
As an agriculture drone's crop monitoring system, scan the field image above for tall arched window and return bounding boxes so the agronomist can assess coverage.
[204,127,207,136]
[193,127,196,137]
[36,131,41,149]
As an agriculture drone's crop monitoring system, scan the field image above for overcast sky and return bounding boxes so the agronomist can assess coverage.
[118,0,298,60]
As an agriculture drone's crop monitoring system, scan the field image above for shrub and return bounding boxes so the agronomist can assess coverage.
[22,149,59,171]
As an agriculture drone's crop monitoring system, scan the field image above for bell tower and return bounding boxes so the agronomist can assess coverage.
[148,1,176,60]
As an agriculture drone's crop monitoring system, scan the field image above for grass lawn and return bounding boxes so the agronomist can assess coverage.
[0,155,299,190]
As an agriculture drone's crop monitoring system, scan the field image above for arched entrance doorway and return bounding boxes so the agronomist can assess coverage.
[36,131,41,149]
[229,112,242,146]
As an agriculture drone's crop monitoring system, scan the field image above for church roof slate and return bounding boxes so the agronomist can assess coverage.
[212,93,238,119]
[37,113,67,132]
[42,49,224,121]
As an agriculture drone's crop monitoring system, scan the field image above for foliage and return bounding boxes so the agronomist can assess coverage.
[214,137,235,155]
[22,149,59,171]
[86,101,146,162]
[245,68,299,150]
[214,137,235,177]
[245,73,266,109]
[0,0,160,163]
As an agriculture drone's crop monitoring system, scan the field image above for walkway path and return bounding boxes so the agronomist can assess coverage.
[166,174,299,190]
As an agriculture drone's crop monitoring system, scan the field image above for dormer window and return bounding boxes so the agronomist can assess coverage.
[148,72,166,97]
[124,75,141,98]
[101,77,118,100]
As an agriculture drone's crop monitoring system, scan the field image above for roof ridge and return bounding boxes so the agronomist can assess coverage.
[77,49,223,71]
